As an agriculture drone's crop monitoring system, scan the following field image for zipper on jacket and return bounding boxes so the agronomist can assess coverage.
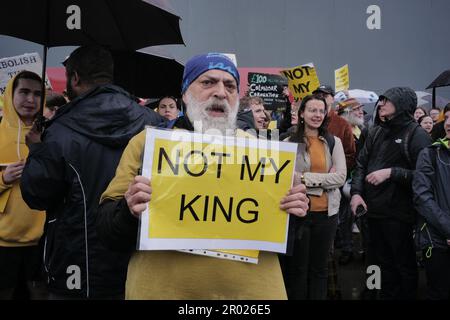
[420,223,434,258]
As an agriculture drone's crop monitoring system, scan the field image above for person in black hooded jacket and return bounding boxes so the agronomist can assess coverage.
[350,87,431,300]
[413,104,450,299]
[19,46,165,299]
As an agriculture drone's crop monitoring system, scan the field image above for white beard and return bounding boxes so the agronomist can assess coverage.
[342,112,365,128]
[185,91,238,136]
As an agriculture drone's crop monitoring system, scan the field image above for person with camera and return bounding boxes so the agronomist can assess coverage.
[350,87,431,300]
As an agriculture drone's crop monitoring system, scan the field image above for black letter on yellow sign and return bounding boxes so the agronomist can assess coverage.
[157,147,180,175]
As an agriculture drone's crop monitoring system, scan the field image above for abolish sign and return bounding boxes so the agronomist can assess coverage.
[138,128,298,253]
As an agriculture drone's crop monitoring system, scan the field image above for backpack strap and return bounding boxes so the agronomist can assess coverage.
[324,133,335,155]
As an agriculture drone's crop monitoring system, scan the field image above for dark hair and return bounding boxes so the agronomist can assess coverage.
[290,94,329,144]
[46,91,67,110]
[417,114,432,125]
[12,70,42,93]
[64,45,114,85]
[414,106,428,116]
[444,102,450,114]
[158,96,179,109]
[430,107,441,112]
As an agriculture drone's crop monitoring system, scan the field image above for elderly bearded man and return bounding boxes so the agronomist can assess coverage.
[96,53,309,299]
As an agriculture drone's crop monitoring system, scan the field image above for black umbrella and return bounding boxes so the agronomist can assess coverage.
[0,0,184,50]
[112,46,184,99]
[426,69,450,108]
[0,0,184,117]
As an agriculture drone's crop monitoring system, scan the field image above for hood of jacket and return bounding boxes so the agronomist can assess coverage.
[46,84,164,148]
[374,87,417,130]
[236,109,257,132]
[0,74,36,164]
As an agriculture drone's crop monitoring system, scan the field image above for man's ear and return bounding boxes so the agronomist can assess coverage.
[71,71,81,87]
[182,93,187,106]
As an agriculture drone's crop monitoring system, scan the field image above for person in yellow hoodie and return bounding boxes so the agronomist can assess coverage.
[0,71,46,299]
[97,53,310,299]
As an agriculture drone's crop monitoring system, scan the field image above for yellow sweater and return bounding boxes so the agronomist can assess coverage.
[101,129,287,300]
[0,75,45,247]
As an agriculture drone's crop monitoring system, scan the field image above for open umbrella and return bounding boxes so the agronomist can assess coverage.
[334,89,379,104]
[0,0,183,50]
[112,46,184,99]
[415,91,450,109]
[0,0,184,113]
[426,70,450,108]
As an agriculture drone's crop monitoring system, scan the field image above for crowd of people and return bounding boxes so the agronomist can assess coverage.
[0,46,449,300]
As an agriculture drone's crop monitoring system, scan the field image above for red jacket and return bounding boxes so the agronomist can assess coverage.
[327,110,356,170]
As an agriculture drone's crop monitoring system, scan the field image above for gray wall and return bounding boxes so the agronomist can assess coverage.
[1,0,450,97]
[168,0,450,97]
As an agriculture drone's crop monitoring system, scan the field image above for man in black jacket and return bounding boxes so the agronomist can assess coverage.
[350,87,431,299]
[20,45,165,299]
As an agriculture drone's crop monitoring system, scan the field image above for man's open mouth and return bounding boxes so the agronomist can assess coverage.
[207,105,226,114]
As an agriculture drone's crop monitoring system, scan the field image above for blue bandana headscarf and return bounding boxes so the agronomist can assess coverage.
[181,53,240,94]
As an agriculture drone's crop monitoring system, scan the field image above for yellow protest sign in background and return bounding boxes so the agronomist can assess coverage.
[335,64,350,92]
[138,128,297,253]
[280,63,320,99]
[268,120,277,130]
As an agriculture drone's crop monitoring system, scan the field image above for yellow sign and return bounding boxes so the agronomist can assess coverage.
[138,128,298,253]
[280,63,320,99]
[335,64,349,92]
[268,120,277,130]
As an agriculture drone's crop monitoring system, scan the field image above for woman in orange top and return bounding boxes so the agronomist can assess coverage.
[280,94,346,300]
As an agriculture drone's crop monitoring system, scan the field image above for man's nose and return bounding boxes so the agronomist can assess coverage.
[26,93,36,103]
[213,82,227,99]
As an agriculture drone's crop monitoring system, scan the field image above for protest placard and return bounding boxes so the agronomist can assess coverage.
[280,63,320,99]
[335,64,349,92]
[0,52,51,95]
[138,128,297,254]
[247,72,288,111]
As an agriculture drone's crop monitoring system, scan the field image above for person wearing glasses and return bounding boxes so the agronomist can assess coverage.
[350,87,431,299]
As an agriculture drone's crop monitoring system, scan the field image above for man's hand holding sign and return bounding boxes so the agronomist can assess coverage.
[125,176,152,218]
[279,183,308,217]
